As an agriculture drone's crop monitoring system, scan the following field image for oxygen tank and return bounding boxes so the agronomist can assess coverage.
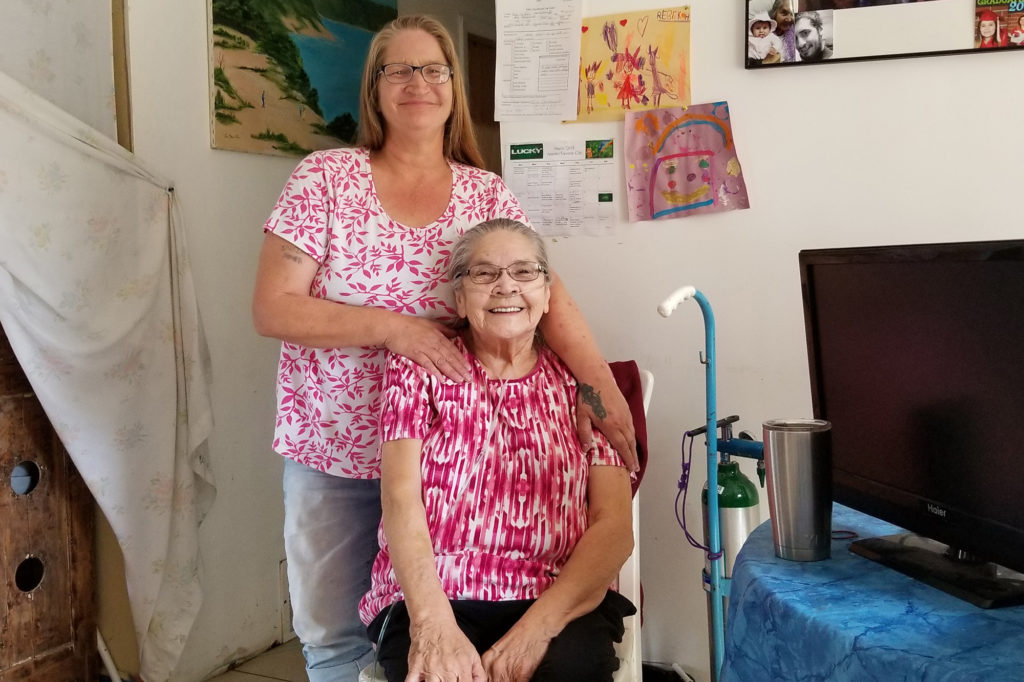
[701,459,759,682]
[702,460,760,577]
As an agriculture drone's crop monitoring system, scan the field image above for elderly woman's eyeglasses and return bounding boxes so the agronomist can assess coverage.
[457,261,548,285]
[378,63,452,84]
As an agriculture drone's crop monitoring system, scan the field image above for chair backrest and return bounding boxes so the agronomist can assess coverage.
[613,367,652,682]
[640,368,654,415]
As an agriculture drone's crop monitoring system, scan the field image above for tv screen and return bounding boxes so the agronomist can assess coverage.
[799,239,1024,606]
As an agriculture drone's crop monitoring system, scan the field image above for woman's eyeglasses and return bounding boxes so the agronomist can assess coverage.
[457,261,548,285]
[378,63,452,84]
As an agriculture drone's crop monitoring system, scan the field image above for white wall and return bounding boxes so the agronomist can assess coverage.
[124,0,1024,680]
[126,2,296,678]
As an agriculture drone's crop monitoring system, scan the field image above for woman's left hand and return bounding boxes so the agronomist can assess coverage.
[480,626,551,682]
[576,375,639,472]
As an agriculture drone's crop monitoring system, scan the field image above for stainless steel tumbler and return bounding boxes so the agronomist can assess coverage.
[762,419,833,561]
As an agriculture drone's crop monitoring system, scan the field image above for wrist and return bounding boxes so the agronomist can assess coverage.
[377,308,404,350]
[406,594,456,627]
[408,611,457,637]
[516,601,571,641]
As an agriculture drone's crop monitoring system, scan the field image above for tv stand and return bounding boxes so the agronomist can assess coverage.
[850,533,1024,609]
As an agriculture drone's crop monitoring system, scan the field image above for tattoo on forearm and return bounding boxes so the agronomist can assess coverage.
[579,384,608,419]
[280,242,305,265]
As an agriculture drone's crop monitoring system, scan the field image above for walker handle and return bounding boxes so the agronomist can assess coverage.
[658,286,697,317]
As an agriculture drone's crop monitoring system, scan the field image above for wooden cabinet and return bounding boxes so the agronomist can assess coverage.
[1,328,96,681]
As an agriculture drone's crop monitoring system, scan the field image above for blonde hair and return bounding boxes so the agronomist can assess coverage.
[356,15,484,169]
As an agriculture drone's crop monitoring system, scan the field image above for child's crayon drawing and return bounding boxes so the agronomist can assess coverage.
[625,102,749,222]
[576,7,691,123]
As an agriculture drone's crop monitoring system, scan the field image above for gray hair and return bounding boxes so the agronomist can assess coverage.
[447,219,550,292]
[769,0,791,19]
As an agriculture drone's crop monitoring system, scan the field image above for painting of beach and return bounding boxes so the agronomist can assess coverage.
[208,0,397,157]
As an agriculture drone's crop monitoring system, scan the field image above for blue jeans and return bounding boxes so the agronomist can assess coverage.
[283,458,381,681]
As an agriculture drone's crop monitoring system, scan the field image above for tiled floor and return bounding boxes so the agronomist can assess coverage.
[206,638,306,682]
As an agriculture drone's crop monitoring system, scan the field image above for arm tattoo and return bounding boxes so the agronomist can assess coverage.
[280,242,306,265]
[579,383,608,419]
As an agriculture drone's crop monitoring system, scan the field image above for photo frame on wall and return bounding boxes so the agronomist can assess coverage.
[207,0,396,157]
[745,0,1024,68]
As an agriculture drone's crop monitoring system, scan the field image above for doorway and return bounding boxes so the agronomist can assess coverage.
[466,32,500,174]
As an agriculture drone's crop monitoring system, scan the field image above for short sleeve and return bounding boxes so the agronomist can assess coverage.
[378,352,433,445]
[263,151,334,262]
[587,431,625,469]
[540,348,626,471]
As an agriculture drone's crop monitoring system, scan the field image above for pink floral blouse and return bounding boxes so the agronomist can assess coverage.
[263,147,529,478]
[358,338,622,624]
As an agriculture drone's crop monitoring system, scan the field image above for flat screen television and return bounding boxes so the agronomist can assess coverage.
[799,239,1024,608]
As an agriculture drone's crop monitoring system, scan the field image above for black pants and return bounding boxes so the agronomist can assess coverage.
[366,590,636,682]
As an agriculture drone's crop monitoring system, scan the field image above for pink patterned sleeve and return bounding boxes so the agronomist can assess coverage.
[544,348,624,470]
[587,431,626,469]
[262,151,333,262]
[379,352,433,444]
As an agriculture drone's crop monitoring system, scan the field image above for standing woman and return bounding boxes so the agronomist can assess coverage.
[251,15,638,681]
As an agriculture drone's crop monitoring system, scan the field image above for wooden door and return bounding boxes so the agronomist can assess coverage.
[466,32,501,175]
[1,328,96,681]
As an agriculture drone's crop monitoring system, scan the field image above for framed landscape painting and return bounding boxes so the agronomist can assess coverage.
[208,0,396,157]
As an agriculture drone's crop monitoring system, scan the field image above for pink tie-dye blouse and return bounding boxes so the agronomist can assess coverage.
[358,337,623,624]
[263,147,529,478]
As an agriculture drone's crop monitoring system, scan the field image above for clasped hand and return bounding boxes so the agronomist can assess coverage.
[405,620,485,682]
[405,621,551,682]
[479,624,551,682]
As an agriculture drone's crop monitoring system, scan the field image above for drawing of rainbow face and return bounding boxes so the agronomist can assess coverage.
[631,103,747,221]
[650,151,715,219]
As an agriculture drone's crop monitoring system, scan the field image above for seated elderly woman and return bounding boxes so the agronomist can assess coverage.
[358,219,636,681]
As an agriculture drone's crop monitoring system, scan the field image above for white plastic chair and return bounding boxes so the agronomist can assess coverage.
[359,659,385,681]
[612,367,652,682]
[360,369,653,682]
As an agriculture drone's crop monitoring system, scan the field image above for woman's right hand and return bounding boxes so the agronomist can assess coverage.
[384,316,472,382]
[406,619,486,682]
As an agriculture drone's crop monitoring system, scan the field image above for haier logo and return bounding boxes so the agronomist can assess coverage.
[926,503,948,518]
[510,144,543,160]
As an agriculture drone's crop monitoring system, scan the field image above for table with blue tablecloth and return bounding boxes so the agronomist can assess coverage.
[721,505,1024,681]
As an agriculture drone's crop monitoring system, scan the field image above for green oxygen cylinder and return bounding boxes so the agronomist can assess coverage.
[702,459,760,578]
[701,460,760,682]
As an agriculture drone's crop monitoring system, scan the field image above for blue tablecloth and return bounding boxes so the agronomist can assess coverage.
[721,505,1024,681]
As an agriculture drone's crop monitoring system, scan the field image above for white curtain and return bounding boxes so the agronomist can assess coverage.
[0,69,215,681]
[0,0,117,140]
